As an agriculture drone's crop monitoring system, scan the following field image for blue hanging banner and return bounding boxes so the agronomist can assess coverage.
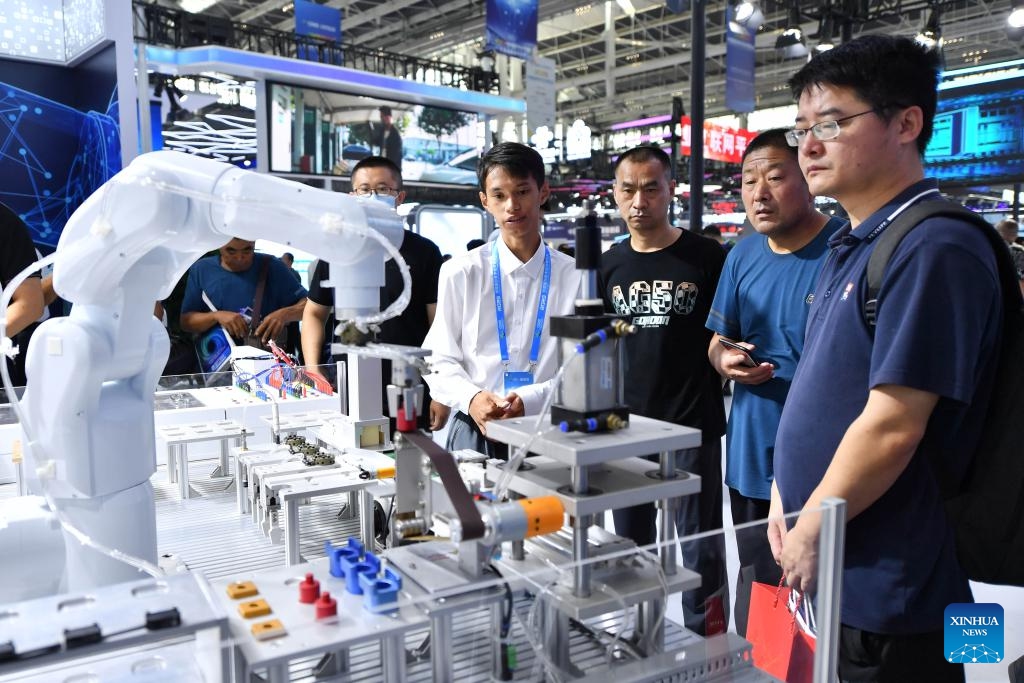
[485,0,538,60]
[725,4,756,113]
[294,0,342,42]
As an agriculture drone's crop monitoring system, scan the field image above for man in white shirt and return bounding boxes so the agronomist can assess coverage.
[423,142,583,455]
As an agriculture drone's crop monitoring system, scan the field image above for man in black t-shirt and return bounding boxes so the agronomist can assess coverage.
[301,157,448,431]
[0,203,45,392]
[599,145,728,636]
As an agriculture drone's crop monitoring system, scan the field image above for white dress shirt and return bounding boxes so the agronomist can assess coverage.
[423,237,583,416]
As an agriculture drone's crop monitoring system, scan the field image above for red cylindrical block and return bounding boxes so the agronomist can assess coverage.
[396,406,417,433]
[315,591,337,619]
[298,572,320,604]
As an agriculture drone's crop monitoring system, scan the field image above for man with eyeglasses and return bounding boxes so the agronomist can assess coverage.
[301,156,449,431]
[769,36,1002,682]
[181,238,307,348]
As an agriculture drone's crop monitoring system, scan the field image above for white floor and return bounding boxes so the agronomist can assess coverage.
[662,424,1024,683]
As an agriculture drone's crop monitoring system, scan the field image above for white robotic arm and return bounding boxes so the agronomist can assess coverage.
[17,151,406,592]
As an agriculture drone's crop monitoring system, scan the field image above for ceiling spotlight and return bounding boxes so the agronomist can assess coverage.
[180,0,218,12]
[915,6,943,50]
[1009,0,1024,37]
[776,6,808,59]
[733,1,764,30]
[477,50,496,71]
[814,13,836,53]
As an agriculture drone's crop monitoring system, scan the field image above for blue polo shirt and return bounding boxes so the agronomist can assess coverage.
[774,179,1002,635]
[707,217,841,500]
[182,253,307,317]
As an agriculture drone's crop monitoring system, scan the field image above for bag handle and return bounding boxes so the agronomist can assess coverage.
[248,255,271,333]
[776,575,816,638]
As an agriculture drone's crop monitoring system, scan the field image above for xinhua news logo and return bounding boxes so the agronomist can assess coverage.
[944,603,1003,664]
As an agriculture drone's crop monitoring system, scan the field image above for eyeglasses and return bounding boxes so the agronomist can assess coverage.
[353,186,399,197]
[785,109,879,147]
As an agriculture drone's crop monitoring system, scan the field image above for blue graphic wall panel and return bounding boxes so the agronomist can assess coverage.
[0,45,121,246]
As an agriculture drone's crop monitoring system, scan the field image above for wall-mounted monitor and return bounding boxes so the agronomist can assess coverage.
[925,64,1024,187]
[268,81,483,187]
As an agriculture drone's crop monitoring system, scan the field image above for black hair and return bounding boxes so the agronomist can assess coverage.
[282,252,294,260]
[742,128,796,164]
[702,225,721,237]
[351,156,403,188]
[477,142,546,192]
[613,145,671,178]
[466,238,486,251]
[788,34,940,155]
[379,105,392,116]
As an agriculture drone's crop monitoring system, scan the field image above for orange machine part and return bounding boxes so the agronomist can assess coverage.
[517,496,565,538]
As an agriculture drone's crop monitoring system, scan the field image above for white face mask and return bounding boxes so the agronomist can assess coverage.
[370,193,396,209]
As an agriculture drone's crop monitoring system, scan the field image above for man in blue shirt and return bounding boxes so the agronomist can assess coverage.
[770,36,1001,682]
[706,128,841,636]
[181,238,308,347]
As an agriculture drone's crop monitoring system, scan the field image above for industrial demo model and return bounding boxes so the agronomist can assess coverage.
[0,152,844,682]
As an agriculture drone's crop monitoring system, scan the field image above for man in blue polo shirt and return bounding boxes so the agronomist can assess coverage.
[706,127,842,636]
[181,238,308,347]
[769,36,1001,682]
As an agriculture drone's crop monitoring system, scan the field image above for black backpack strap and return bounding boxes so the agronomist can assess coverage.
[865,200,1022,329]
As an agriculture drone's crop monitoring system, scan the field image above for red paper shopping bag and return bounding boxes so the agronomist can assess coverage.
[746,581,816,683]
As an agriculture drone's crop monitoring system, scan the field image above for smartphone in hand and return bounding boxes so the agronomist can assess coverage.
[719,337,760,368]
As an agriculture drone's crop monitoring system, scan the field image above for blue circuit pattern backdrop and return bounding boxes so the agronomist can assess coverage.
[0,45,121,247]
[925,72,1024,186]
[485,0,538,60]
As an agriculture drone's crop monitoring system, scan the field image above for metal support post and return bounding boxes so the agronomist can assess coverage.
[431,613,454,682]
[658,450,678,575]
[572,465,591,598]
[815,497,847,683]
[638,599,665,655]
[540,596,572,674]
[689,0,706,234]
[382,633,407,682]
[358,488,375,550]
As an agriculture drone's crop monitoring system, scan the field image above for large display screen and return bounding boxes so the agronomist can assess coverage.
[268,82,483,186]
[925,66,1024,186]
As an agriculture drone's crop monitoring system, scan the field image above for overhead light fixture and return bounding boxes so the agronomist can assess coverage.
[814,13,836,53]
[615,0,636,17]
[915,6,943,51]
[733,1,764,30]
[180,0,218,13]
[1009,0,1024,38]
[477,50,496,72]
[775,5,808,59]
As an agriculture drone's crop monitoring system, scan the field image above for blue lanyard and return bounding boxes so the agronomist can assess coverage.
[491,239,552,370]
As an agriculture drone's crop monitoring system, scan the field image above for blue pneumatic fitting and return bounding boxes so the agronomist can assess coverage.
[575,328,609,354]
[359,567,402,613]
[343,552,381,594]
[325,538,364,578]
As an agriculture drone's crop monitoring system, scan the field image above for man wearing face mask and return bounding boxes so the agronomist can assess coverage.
[301,156,449,431]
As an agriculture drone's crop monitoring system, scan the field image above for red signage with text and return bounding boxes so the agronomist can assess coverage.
[680,116,757,164]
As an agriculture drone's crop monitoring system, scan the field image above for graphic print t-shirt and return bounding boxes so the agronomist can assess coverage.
[600,229,726,435]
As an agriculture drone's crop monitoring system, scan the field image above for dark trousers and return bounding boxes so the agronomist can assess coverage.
[729,487,783,637]
[839,625,964,683]
[445,411,509,459]
[612,438,729,636]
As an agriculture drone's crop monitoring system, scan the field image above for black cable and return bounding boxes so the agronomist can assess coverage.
[567,617,643,661]
[488,564,515,681]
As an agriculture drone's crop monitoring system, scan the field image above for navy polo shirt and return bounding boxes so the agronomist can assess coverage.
[774,179,1002,635]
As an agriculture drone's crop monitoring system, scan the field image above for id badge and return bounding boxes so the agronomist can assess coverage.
[503,371,534,393]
